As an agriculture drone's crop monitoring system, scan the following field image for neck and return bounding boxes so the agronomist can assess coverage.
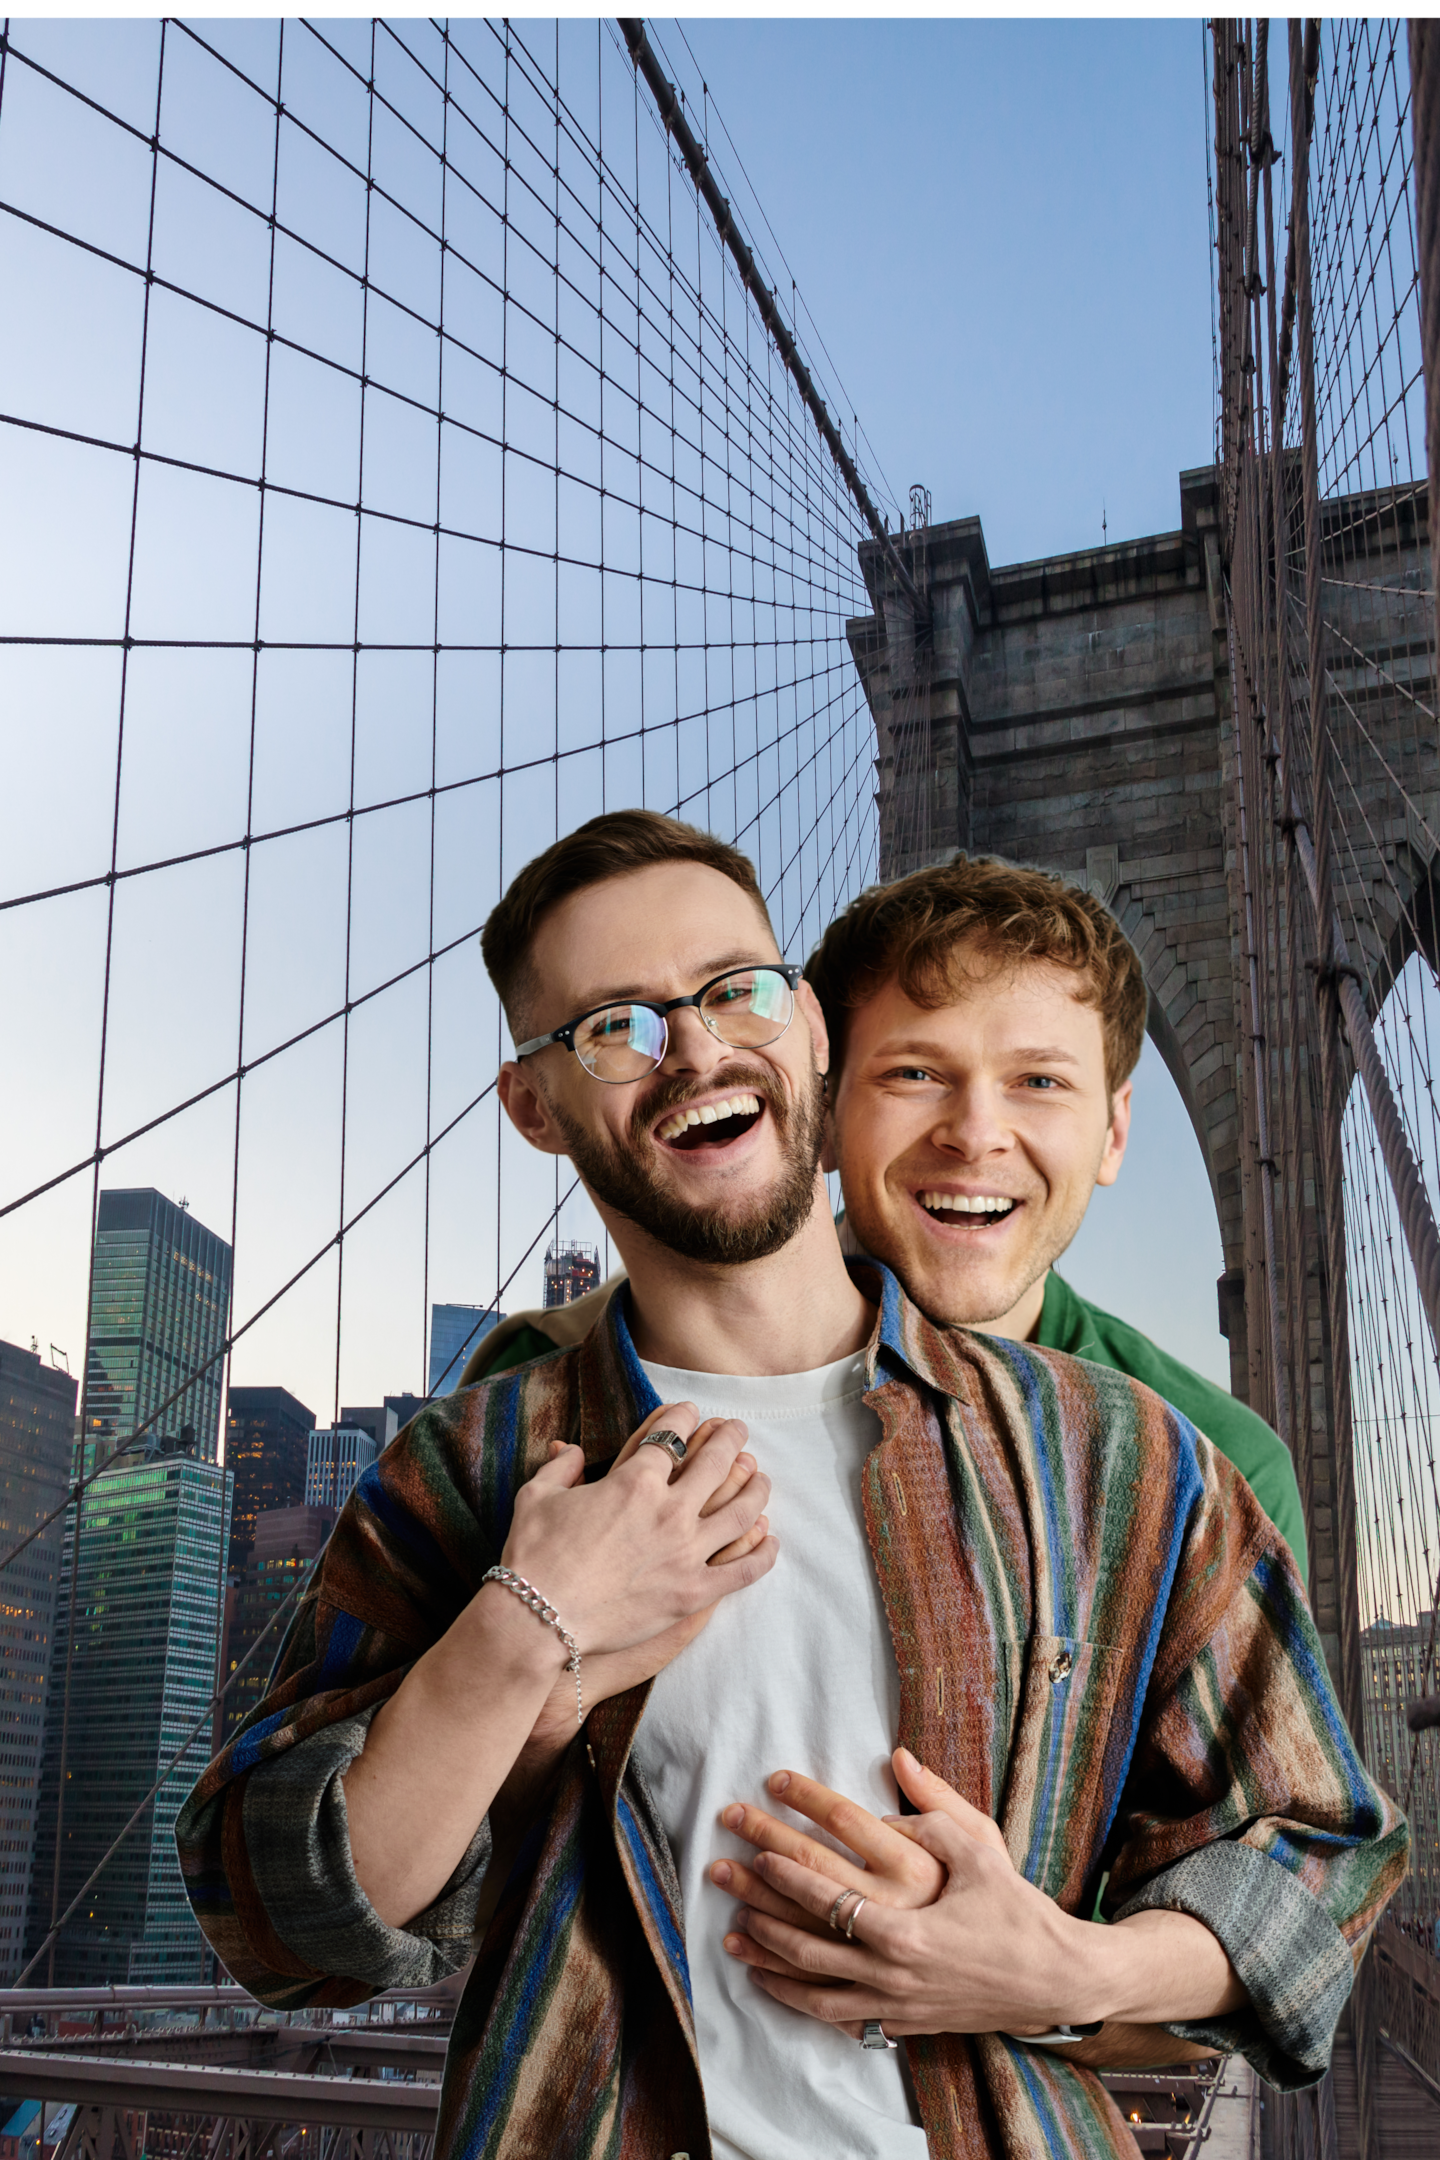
[602,1177,875,1376]
[969,1267,1049,1344]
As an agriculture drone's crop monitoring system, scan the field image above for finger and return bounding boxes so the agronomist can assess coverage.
[732,1905,877,1984]
[720,1801,872,1897]
[749,1848,905,1954]
[698,1532,779,1599]
[699,1472,771,1559]
[892,1748,1010,1857]
[525,1443,586,1490]
[709,1855,829,1934]
[764,1770,921,1877]
[747,1968,909,2033]
[721,1921,816,1979]
[669,1416,749,1504]
[694,1423,761,1520]
[895,1810,989,1880]
[613,1401,702,1475]
[707,1512,770,1568]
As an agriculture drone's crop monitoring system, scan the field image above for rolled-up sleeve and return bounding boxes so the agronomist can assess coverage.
[240,1707,491,1992]
[175,1389,516,2008]
[1105,1480,1409,2089]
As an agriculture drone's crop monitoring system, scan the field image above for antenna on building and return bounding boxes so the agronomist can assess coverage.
[1102,500,1107,545]
[177,1196,189,1212]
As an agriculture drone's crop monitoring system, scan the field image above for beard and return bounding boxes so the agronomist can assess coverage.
[549,1058,827,1266]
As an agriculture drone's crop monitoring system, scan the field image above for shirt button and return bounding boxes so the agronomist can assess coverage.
[1048,1650,1073,1684]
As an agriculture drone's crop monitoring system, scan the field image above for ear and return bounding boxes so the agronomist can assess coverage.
[1095,1077,1133,1188]
[795,977,831,1077]
[497,1060,572,1159]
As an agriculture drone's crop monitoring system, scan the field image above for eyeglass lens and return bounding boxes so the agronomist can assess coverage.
[572,968,794,1081]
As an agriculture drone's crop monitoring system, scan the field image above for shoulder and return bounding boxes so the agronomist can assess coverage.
[1051,1286,1306,1571]
[457,1277,623,1385]
[963,1330,1213,1524]
[347,1347,585,1577]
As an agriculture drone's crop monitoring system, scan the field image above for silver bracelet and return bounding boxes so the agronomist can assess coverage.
[481,1565,583,1725]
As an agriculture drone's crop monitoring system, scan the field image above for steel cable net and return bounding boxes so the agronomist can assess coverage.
[1214,14,1440,2125]
[0,15,884,1986]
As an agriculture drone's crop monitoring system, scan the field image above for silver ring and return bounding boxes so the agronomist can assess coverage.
[844,1896,866,1942]
[640,1428,687,1467]
[827,1889,860,1935]
[860,2020,896,2050]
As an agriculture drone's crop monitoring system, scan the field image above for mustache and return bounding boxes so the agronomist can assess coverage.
[631,1062,789,1144]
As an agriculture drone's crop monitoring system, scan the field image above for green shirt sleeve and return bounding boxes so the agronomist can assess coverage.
[1035,1271,1309,1584]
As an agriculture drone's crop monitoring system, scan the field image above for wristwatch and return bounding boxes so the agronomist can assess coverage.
[1011,2022,1104,2047]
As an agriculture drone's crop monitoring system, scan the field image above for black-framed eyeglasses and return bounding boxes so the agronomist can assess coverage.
[514,963,803,1083]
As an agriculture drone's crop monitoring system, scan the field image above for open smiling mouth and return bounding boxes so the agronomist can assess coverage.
[655,1092,765,1152]
[917,1191,1019,1227]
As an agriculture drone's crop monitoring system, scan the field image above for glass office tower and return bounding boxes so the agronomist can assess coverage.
[224,1386,314,1567]
[26,1453,231,1982]
[82,1190,232,1469]
[25,1188,234,1982]
[0,1342,77,1978]
[428,1305,503,1396]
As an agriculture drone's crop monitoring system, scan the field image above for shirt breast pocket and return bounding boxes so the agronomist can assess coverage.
[998,1633,1125,1908]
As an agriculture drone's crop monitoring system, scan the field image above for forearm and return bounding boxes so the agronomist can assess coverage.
[342,1585,567,1928]
[1053,2024,1221,2072]
[1066,1908,1246,2029]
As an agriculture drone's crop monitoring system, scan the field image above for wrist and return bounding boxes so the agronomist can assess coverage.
[449,1578,573,1694]
[1052,1909,1133,2029]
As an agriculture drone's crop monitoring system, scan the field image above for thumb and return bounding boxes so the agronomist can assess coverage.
[901,1809,987,1882]
[891,1748,1010,1857]
[530,1441,585,1489]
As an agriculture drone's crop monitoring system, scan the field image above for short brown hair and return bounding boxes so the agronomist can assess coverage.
[805,854,1147,1094]
[481,809,774,1030]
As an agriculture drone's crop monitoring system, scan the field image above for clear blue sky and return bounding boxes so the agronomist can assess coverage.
[661,16,1217,563]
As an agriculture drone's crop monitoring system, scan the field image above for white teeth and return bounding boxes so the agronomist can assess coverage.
[657,1093,762,1143]
[919,1192,1017,1217]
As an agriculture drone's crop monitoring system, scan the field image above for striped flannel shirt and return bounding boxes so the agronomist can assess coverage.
[176,1264,1407,2160]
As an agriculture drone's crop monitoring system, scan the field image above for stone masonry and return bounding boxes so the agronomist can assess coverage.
[847,467,1257,1396]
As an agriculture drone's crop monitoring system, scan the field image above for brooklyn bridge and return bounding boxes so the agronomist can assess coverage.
[0,16,1437,2158]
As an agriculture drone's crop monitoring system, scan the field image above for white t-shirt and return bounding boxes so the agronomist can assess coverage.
[633,1353,929,2160]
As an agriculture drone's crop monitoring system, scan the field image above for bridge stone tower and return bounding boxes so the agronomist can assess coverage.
[846,468,1257,1395]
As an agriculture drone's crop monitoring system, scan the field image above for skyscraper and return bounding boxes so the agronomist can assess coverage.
[223,1386,314,1567]
[83,1191,232,1468]
[27,1452,231,1983]
[0,1342,77,1979]
[220,1501,336,1744]
[543,1243,601,1309]
[428,1305,504,1396]
[25,1189,234,1982]
[305,1425,379,1510]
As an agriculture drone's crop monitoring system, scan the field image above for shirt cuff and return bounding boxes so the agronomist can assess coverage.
[242,1708,491,1992]
[1113,1839,1353,2090]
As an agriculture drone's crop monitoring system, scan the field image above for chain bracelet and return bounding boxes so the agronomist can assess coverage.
[481,1565,583,1726]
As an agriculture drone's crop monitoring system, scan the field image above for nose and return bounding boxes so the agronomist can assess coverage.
[928,1080,1014,1162]
[660,1003,734,1077]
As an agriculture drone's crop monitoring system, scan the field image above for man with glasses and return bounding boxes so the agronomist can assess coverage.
[179,810,1404,2160]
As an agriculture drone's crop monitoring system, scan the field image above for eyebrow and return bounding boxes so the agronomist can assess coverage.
[575,950,776,1008]
[874,1040,1084,1067]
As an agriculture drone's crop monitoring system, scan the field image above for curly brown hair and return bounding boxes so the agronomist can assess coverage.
[805,855,1147,1094]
